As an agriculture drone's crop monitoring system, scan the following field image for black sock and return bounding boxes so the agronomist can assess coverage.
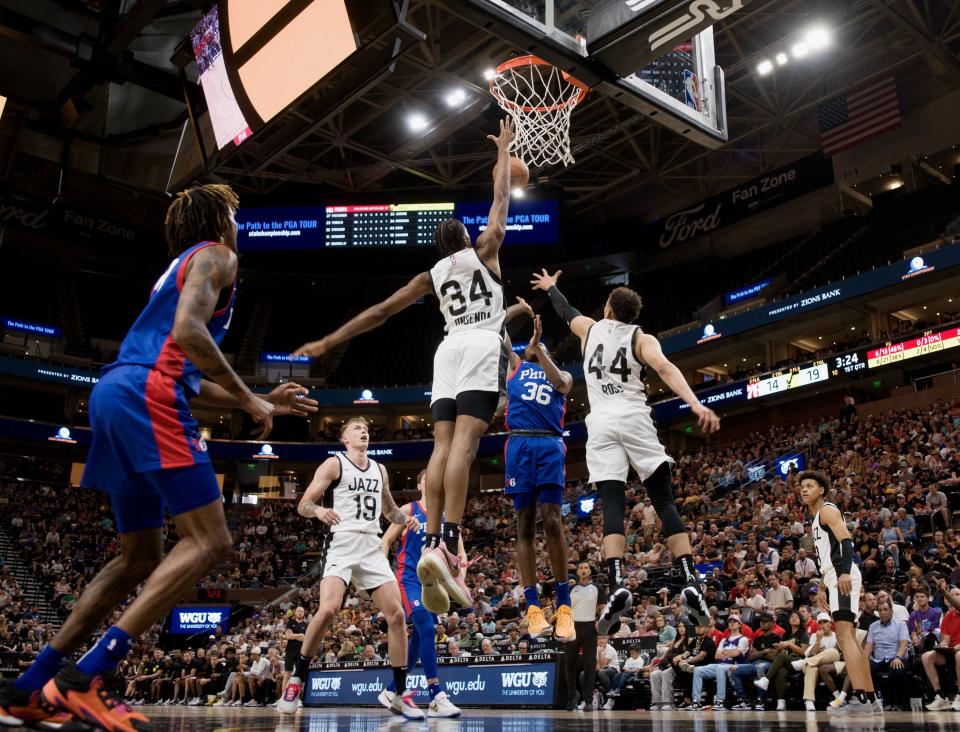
[442,523,460,554]
[853,690,876,703]
[392,667,407,696]
[676,554,698,583]
[294,654,310,681]
[606,557,623,594]
[424,533,441,550]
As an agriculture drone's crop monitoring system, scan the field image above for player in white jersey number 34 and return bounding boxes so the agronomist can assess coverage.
[277,417,425,720]
[531,269,720,636]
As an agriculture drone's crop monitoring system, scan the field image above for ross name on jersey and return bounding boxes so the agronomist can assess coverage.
[347,477,380,493]
[453,311,490,327]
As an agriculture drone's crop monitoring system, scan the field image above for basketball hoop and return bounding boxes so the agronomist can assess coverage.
[489,55,588,168]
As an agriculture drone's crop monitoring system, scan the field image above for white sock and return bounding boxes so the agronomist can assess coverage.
[838,691,847,701]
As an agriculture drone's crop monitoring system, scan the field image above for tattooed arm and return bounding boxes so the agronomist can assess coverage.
[171,245,275,436]
[382,503,412,558]
[298,458,342,526]
[379,464,420,530]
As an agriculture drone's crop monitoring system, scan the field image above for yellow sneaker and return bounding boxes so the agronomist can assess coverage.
[554,605,576,643]
[526,605,551,638]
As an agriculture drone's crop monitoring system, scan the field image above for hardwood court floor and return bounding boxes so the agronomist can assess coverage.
[140,706,960,731]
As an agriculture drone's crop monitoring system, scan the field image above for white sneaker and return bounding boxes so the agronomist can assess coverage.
[277,677,302,715]
[428,691,462,718]
[952,694,960,712]
[753,677,769,691]
[927,695,952,711]
[244,699,260,707]
[378,689,397,711]
[213,699,227,707]
[791,659,806,671]
[776,700,786,711]
[391,691,425,720]
[603,698,616,710]
[805,701,816,712]
[829,694,846,710]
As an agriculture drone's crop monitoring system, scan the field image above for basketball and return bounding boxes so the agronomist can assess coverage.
[494,155,529,188]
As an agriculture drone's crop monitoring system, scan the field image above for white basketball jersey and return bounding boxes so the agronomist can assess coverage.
[583,319,648,413]
[429,248,505,336]
[327,453,382,534]
[811,502,841,577]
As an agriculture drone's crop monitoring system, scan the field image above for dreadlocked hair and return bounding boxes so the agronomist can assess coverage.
[435,218,468,256]
[164,183,239,256]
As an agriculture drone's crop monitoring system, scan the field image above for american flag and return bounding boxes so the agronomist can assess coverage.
[817,76,901,156]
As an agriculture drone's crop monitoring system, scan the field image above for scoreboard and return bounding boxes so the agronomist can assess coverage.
[325,203,454,247]
[867,326,960,369]
[746,362,828,400]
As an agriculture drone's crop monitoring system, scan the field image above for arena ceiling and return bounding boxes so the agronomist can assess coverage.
[1,0,959,225]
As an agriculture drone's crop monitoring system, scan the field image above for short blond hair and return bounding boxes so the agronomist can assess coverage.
[340,417,369,438]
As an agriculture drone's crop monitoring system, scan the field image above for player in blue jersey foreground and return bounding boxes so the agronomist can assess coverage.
[0,184,318,732]
[380,469,465,718]
[503,301,576,643]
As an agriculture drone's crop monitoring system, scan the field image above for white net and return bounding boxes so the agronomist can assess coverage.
[489,57,587,168]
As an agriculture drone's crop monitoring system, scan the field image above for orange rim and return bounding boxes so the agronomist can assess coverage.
[489,55,589,113]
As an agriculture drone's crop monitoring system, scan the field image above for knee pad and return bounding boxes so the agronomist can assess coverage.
[597,481,626,537]
[644,462,685,537]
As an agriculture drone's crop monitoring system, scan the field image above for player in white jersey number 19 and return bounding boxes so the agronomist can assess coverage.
[799,471,882,716]
[294,117,519,613]
[277,418,424,720]
[531,269,720,636]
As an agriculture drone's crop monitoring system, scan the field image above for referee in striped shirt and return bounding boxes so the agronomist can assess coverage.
[565,562,605,711]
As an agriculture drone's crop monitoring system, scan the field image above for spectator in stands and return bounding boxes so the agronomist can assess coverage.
[858,594,879,631]
[690,616,748,710]
[794,549,816,580]
[908,585,942,651]
[865,600,911,709]
[896,509,918,543]
[924,579,960,710]
[728,613,780,710]
[765,575,794,621]
[650,622,690,710]
[925,484,951,532]
[602,645,645,709]
[757,541,779,573]
[799,613,839,712]
[754,610,810,710]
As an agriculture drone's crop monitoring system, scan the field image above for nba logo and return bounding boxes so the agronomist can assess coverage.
[684,70,701,112]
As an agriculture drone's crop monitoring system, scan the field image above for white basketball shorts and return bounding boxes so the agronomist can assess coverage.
[585,406,674,483]
[431,329,508,403]
[321,531,396,592]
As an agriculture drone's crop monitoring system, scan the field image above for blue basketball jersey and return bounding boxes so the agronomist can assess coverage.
[103,241,235,398]
[396,501,428,587]
[505,360,566,434]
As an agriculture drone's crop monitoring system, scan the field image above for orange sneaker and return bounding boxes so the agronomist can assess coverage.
[41,663,150,732]
[0,680,90,730]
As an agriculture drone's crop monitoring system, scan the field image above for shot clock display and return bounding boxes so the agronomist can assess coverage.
[832,349,869,376]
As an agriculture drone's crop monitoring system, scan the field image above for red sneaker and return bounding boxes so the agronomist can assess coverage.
[0,680,90,730]
[41,663,150,732]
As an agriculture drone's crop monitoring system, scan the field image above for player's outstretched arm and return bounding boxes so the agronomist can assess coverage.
[529,314,572,395]
[293,272,434,358]
[476,116,516,270]
[636,333,720,435]
[172,244,275,436]
[298,458,342,526]
[530,268,594,343]
[379,464,419,530]
[381,502,413,558]
[194,381,318,417]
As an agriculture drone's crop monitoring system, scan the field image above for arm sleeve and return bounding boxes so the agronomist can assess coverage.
[836,538,855,575]
[547,285,582,325]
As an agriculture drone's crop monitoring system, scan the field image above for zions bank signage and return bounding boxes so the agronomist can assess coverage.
[647,152,835,249]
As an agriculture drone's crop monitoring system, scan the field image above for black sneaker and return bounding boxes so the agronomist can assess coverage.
[565,692,581,712]
[680,580,710,626]
[598,587,633,635]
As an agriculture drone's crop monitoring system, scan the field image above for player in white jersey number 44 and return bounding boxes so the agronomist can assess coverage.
[531,269,720,635]
[295,117,518,614]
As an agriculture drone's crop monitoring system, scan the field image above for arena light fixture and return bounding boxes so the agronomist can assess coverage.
[805,26,831,51]
[445,88,467,107]
[512,187,525,198]
[791,42,809,58]
[757,59,774,76]
[483,67,496,81]
[407,113,428,132]
[776,52,789,66]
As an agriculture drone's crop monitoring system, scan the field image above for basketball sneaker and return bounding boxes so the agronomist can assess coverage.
[276,677,302,715]
[377,689,396,711]
[427,691,461,718]
[0,680,91,730]
[390,691,425,720]
[680,580,711,626]
[597,587,632,635]
[418,545,471,611]
[525,605,551,639]
[41,662,150,732]
[554,605,576,642]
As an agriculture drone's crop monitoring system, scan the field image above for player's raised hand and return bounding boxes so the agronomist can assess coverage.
[693,403,720,434]
[314,507,341,527]
[530,268,561,291]
[487,115,516,149]
[405,514,421,533]
[241,393,275,439]
[530,314,543,349]
[292,337,330,359]
[515,296,534,319]
[266,382,319,416]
